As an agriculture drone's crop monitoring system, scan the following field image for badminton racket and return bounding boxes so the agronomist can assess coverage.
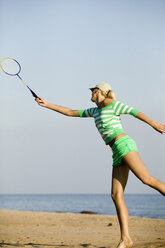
[0,57,38,98]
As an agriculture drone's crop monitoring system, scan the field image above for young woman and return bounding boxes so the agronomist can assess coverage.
[35,82,165,248]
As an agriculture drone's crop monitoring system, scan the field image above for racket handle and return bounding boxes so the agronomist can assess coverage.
[31,90,38,98]
[27,86,38,98]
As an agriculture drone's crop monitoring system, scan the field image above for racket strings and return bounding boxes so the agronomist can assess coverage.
[0,58,21,75]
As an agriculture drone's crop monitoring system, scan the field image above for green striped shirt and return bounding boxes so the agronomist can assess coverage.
[78,100,139,145]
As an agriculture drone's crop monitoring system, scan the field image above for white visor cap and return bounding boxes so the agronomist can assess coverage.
[90,82,112,94]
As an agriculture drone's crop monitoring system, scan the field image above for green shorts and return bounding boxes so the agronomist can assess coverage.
[112,135,138,167]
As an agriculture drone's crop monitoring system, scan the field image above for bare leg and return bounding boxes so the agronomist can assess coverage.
[111,150,165,248]
[111,164,133,248]
[122,151,165,196]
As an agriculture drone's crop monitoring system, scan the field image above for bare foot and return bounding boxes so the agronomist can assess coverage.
[116,240,133,248]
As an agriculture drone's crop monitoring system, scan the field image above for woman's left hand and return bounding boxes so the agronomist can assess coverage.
[152,121,165,134]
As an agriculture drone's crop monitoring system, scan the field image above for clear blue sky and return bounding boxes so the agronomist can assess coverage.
[0,0,165,194]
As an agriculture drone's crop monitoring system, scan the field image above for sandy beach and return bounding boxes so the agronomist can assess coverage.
[0,210,165,248]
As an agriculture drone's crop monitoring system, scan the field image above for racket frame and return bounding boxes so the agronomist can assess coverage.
[0,57,38,98]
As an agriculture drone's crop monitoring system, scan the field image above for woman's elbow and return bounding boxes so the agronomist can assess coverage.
[68,110,79,117]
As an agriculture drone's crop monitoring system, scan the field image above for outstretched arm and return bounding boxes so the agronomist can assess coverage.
[35,97,79,117]
[136,112,165,134]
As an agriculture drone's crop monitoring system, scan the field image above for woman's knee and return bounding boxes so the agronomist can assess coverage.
[111,192,124,202]
[141,174,155,186]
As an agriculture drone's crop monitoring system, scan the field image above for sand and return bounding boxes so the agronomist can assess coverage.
[0,210,165,248]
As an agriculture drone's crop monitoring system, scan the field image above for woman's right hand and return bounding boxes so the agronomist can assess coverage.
[151,121,165,134]
[35,97,48,108]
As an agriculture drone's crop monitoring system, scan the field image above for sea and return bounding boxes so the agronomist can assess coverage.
[0,194,164,219]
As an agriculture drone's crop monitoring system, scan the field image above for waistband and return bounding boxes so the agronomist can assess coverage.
[112,135,130,149]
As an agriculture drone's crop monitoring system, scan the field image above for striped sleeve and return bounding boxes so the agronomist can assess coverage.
[114,101,139,117]
[78,108,96,117]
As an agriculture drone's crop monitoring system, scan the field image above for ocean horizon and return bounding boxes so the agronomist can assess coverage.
[0,194,164,219]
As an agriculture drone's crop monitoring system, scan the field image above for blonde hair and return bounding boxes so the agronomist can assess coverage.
[102,89,116,100]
